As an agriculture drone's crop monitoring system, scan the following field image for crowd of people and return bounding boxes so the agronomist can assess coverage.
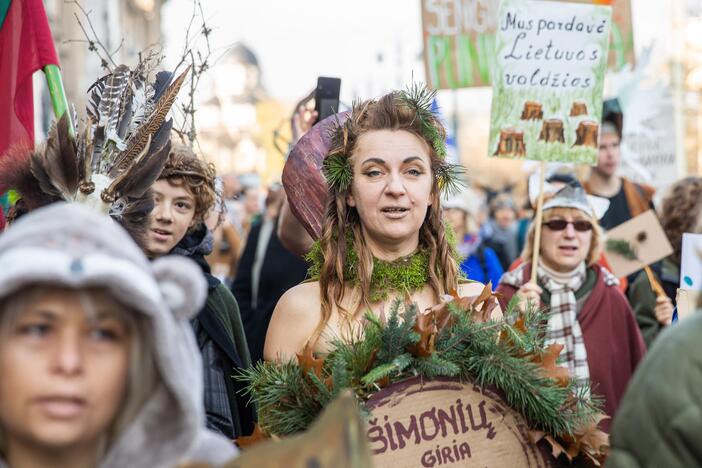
[1,61,702,467]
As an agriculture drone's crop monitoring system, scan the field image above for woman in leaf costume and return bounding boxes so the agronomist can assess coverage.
[263,88,487,361]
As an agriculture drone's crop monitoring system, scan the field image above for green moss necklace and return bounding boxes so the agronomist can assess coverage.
[306,238,430,303]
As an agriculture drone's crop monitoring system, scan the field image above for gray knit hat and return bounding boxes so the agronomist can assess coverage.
[0,202,206,319]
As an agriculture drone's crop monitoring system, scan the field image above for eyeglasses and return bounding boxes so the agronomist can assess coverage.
[543,219,593,232]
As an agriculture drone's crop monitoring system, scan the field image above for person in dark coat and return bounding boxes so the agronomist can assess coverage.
[497,184,646,432]
[233,186,308,364]
[143,143,255,439]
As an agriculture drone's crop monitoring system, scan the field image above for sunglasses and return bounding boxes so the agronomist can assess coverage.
[543,219,593,232]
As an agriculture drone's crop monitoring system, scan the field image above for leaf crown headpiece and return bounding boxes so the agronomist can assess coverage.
[322,84,464,195]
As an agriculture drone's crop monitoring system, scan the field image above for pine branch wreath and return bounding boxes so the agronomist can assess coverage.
[238,291,608,464]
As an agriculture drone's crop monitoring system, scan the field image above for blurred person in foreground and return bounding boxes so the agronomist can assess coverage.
[233,184,308,364]
[0,203,236,468]
[144,144,255,439]
[497,183,646,432]
[608,302,702,467]
[443,189,503,288]
[584,98,655,230]
[627,177,702,347]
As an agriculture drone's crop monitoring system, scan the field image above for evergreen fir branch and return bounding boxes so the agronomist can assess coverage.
[435,162,466,196]
[414,354,461,380]
[322,152,353,192]
[606,238,638,261]
[362,353,413,385]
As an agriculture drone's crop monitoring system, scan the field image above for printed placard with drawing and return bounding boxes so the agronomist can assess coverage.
[489,0,611,164]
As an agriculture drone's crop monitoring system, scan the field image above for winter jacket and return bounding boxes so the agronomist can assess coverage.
[173,226,256,438]
[497,263,646,432]
[458,243,504,289]
[608,312,702,467]
[627,256,679,348]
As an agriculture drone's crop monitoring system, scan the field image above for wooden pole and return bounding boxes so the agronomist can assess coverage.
[530,161,546,284]
[43,64,74,137]
[644,265,666,298]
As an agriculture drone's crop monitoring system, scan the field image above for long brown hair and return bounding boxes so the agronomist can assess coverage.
[309,92,459,346]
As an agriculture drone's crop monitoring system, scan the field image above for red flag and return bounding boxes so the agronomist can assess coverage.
[0,0,60,157]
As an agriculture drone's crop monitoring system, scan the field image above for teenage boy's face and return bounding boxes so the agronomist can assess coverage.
[146,179,197,257]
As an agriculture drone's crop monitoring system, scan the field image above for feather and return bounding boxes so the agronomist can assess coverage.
[77,123,94,188]
[116,192,155,250]
[116,82,134,140]
[56,113,80,195]
[116,136,171,198]
[86,75,108,121]
[97,64,130,150]
[31,123,63,198]
[103,135,152,202]
[111,66,190,172]
[152,70,174,101]
[128,82,151,135]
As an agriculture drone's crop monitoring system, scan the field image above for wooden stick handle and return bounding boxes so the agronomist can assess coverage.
[530,161,546,284]
[644,265,666,298]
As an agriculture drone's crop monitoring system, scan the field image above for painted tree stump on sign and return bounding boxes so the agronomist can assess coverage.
[282,113,349,240]
[573,121,599,148]
[538,119,565,143]
[493,129,526,157]
[569,101,588,117]
[521,101,543,120]
[366,377,554,468]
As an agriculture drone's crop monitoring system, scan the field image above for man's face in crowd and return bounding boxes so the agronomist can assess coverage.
[494,207,516,229]
[596,131,621,178]
[146,179,197,257]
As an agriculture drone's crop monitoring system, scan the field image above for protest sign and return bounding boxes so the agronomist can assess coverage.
[489,0,612,164]
[675,289,699,321]
[680,233,702,290]
[421,0,632,90]
[366,377,553,467]
[619,87,678,194]
[604,210,673,279]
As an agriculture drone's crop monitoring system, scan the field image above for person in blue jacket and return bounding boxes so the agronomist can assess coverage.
[443,189,504,289]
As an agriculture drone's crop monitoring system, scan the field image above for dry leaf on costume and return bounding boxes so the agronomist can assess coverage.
[296,343,325,380]
[235,424,269,449]
[407,310,437,357]
[531,343,570,388]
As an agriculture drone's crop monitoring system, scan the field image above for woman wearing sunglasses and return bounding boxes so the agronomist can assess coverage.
[496,183,646,432]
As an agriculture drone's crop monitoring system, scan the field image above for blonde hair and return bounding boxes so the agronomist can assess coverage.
[0,285,157,455]
[521,207,602,267]
[311,92,459,346]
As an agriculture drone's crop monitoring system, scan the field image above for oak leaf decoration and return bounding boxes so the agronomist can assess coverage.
[532,343,570,387]
[407,310,437,357]
[296,343,325,380]
[235,424,269,449]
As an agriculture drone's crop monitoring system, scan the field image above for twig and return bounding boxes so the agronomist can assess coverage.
[64,0,118,70]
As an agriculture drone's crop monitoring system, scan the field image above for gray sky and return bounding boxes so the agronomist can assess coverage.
[163,0,425,103]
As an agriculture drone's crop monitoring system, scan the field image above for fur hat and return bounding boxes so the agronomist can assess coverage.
[0,202,206,321]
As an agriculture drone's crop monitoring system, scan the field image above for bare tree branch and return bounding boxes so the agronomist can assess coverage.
[64,0,118,70]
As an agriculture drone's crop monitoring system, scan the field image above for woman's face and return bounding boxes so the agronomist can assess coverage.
[347,129,433,257]
[0,287,130,452]
[540,208,593,272]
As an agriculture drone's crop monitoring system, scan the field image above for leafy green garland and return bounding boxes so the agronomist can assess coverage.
[238,300,602,441]
[305,223,464,303]
[321,84,465,195]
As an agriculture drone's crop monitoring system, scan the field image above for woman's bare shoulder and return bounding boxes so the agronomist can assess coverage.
[263,281,322,362]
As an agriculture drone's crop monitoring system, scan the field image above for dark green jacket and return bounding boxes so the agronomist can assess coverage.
[608,313,702,467]
[627,257,679,347]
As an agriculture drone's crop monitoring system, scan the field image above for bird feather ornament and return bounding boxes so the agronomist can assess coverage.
[0,58,190,248]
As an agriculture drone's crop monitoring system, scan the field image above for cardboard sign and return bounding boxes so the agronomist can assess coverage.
[675,288,699,322]
[421,0,633,90]
[604,210,673,279]
[488,0,611,164]
[366,377,552,467]
[620,87,678,194]
[225,391,373,468]
[680,233,702,290]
